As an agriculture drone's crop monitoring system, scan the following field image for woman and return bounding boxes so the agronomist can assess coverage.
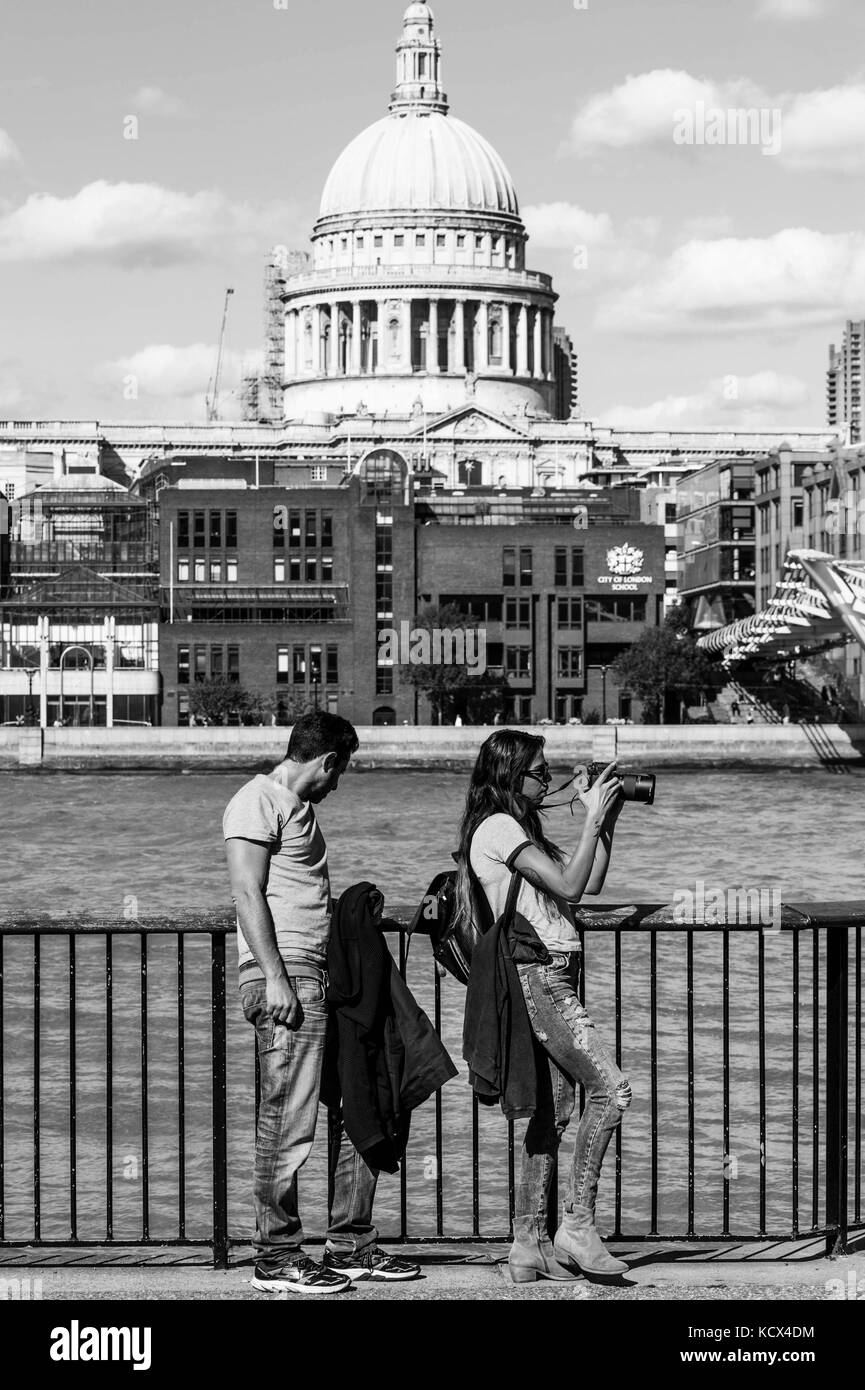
[456,729,631,1283]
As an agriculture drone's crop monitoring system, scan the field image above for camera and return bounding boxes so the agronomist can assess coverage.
[581,762,656,806]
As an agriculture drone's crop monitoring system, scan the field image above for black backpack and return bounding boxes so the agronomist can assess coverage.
[409,864,549,986]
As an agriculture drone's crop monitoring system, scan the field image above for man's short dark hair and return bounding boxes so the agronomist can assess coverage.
[287,711,359,767]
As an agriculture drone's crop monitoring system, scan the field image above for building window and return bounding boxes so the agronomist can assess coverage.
[475,235,484,250]
[177,559,190,583]
[356,235,365,250]
[456,234,466,248]
[505,647,532,678]
[211,647,223,679]
[557,597,583,628]
[309,646,323,683]
[321,512,333,548]
[177,513,190,548]
[519,548,533,586]
[305,511,317,547]
[436,233,446,248]
[289,558,302,582]
[376,666,394,696]
[416,233,426,248]
[289,510,301,547]
[571,549,585,587]
[312,466,327,483]
[326,646,339,685]
[394,234,405,248]
[585,596,647,623]
[505,597,531,629]
[274,558,286,583]
[374,234,383,248]
[503,548,516,587]
[557,648,583,680]
[194,645,207,683]
[226,559,238,583]
[277,647,289,686]
[321,555,334,582]
[210,561,222,583]
[225,512,237,548]
[209,512,222,548]
[177,646,190,685]
[226,647,239,684]
[194,559,206,582]
[793,499,804,528]
[554,548,568,587]
[293,647,306,684]
[305,557,318,582]
[193,512,206,548]
[555,694,583,723]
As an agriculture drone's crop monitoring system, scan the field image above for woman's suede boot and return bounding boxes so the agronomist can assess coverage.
[508,1216,580,1284]
[553,1203,628,1277]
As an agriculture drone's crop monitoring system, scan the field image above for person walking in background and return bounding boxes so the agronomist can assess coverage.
[457,730,631,1284]
[223,711,419,1295]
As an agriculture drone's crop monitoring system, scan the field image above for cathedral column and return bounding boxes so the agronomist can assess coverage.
[501,302,512,374]
[516,303,529,377]
[453,299,466,372]
[427,299,440,373]
[532,307,543,380]
[315,304,325,375]
[285,311,296,379]
[376,299,388,373]
[329,301,341,377]
[402,298,413,371]
[544,311,554,381]
[351,301,363,375]
[477,299,489,372]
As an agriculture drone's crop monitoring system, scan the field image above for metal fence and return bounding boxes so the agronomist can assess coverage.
[0,904,862,1267]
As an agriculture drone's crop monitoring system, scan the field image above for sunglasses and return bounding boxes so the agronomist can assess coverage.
[523,763,552,786]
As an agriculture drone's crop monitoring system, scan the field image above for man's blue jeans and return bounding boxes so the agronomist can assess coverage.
[241,978,379,1269]
[515,953,632,1228]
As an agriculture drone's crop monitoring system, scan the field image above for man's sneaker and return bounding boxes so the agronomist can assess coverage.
[251,1255,352,1296]
[324,1247,421,1282]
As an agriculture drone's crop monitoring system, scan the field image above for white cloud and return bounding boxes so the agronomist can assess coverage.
[0,129,21,164]
[597,371,811,429]
[130,86,194,118]
[756,0,828,18]
[94,343,263,418]
[596,228,865,334]
[0,180,295,267]
[522,202,613,248]
[564,69,865,172]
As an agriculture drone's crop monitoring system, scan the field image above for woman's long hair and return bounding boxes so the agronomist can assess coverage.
[454,730,563,932]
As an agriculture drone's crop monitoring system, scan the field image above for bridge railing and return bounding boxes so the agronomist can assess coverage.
[0,903,861,1268]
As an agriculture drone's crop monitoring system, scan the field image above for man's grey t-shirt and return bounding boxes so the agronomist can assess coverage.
[223,774,331,983]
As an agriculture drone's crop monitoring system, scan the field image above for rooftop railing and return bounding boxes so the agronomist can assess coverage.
[0,903,861,1267]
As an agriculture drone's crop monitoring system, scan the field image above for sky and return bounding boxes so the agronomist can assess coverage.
[0,0,863,429]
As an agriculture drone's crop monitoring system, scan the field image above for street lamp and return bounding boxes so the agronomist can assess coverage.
[588,664,610,723]
[23,666,39,726]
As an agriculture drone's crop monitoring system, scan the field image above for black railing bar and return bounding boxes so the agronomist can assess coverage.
[69,934,77,1243]
[614,928,622,1238]
[792,929,800,1237]
[398,934,408,1242]
[722,930,730,1237]
[177,935,186,1242]
[33,934,40,1242]
[105,936,113,1241]
[650,929,658,1237]
[758,929,767,1237]
[211,934,229,1271]
[825,925,849,1256]
[433,964,444,1239]
[856,926,862,1225]
[472,1095,480,1239]
[507,1120,516,1231]
[0,935,4,1242]
[140,933,149,1241]
[812,930,819,1230]
[687,929,695,1238]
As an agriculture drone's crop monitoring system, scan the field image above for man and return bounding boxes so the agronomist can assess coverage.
[223,710,419,1295]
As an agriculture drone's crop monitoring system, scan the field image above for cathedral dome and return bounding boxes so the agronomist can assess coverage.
[318,112,520,223]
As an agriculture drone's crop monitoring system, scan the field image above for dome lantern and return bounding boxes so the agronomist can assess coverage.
[390,2,448,116]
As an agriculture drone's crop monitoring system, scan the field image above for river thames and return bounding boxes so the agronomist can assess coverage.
[1,767,862,1246]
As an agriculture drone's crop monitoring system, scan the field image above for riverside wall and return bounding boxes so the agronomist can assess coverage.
[1,724,864,771]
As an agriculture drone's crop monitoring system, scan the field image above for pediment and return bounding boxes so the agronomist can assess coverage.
[420,406,531,443]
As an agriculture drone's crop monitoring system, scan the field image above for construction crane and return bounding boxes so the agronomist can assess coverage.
[205,287,235,422]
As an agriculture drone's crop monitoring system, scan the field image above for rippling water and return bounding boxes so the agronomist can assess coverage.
[1,767,862,1244]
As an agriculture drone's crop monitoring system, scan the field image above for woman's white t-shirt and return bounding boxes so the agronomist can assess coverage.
[469,813,580,955]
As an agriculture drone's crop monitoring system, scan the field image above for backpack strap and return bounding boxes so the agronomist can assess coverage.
[502,868,521,930]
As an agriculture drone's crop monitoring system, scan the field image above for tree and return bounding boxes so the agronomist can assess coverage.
[398,603,510,724]
[187,678,249,726]
[611,616,723,724]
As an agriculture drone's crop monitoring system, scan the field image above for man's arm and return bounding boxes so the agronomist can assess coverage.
[225,838,302,1030]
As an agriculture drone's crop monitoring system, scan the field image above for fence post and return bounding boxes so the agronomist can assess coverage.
[211,933,229,1270]
[825,923,848,1257]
